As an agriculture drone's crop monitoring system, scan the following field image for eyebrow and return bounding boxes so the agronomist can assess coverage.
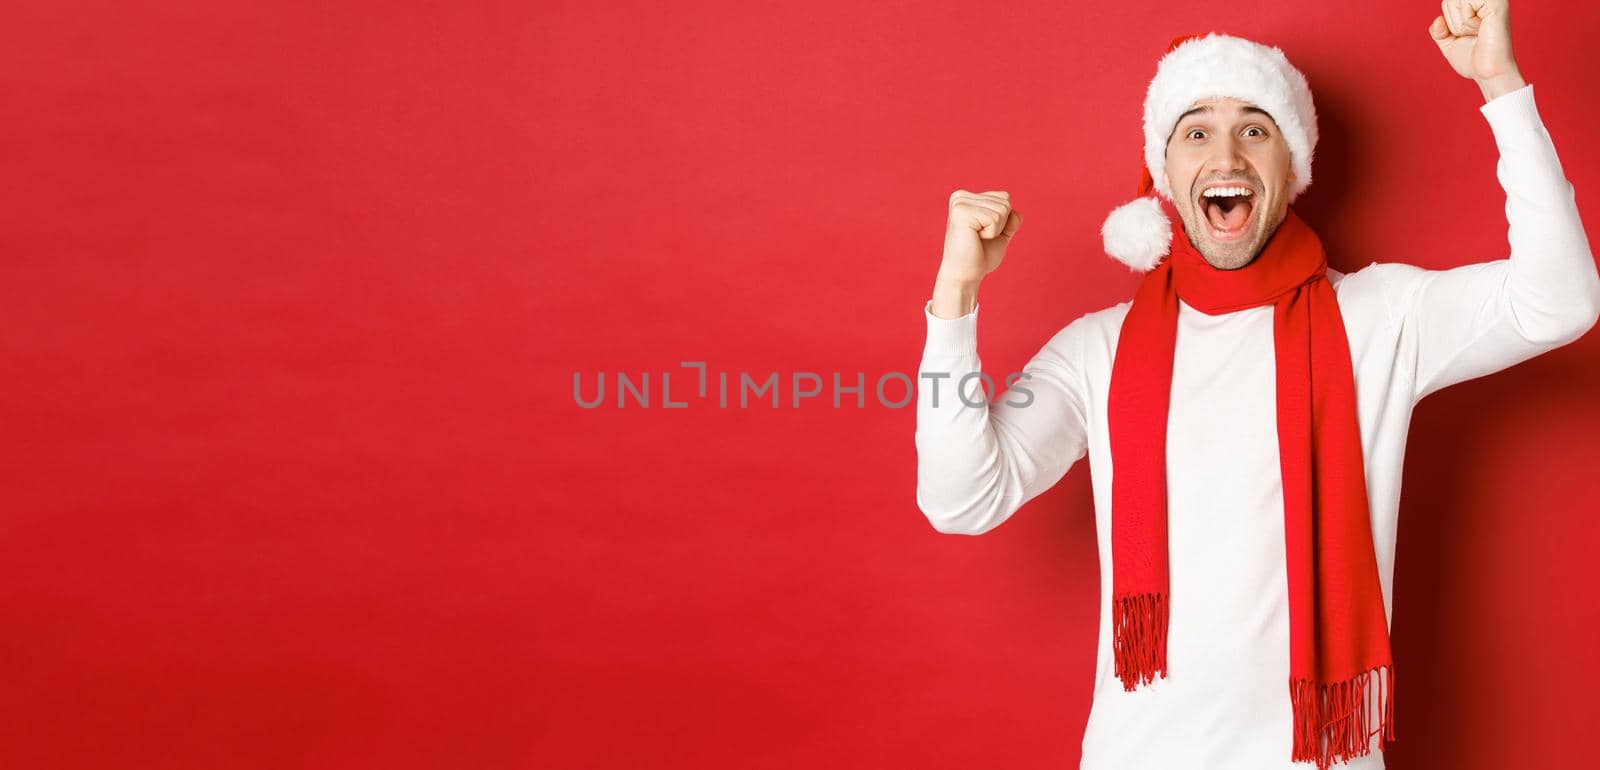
[1176,104,1275,124]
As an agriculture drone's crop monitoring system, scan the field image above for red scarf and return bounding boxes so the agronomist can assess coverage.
[1106,201,1396,768]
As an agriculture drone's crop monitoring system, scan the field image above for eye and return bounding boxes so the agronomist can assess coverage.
[1244,126,1267,138]
[1185,128,1206,140]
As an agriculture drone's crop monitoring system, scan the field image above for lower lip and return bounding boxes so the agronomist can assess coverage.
[1203,200,1255,242]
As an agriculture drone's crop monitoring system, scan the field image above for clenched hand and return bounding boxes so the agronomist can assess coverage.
[931,190,1021,319]
[1428,0,1526,102]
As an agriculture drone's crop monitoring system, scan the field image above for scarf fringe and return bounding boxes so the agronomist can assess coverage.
[1111,591,1168,690]
[1290,664,1395,769]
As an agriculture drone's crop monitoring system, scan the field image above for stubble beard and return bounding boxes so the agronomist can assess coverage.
[1178,198,1275,271]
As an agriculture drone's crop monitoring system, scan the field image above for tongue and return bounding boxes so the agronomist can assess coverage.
[1205,198,1251,233]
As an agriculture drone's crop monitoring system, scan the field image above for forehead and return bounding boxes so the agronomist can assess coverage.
[1177,97,1276,125]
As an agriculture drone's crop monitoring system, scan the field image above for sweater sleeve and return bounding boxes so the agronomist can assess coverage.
[913,301,1090,535]
[1382,82,1600,403]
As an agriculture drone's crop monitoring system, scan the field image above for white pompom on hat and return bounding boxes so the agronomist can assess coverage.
[1102,32,1319,272]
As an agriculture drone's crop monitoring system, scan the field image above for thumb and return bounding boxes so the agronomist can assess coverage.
[998,210,1021,240]
[1428,14,1451,42]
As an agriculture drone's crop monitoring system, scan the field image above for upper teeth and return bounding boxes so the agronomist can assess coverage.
[1202,186,1252,198]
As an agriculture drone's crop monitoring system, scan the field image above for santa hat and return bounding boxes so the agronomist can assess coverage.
[1101,33,1319,272]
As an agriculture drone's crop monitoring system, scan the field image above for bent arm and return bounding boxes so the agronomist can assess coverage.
[914,302,1089,535]
[1390,83,1600,402]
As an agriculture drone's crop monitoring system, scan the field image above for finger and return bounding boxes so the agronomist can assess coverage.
[949,200,1004,231]
[950,189,1010,205]
[1472,0,1503,21]
[999,210,1022,240]
[1428,14,1450,41]
[957,200,1009,224]
[1443,0,1468,36]
[954,204,999,235]
[961,191,1011,208]
[977,210,1002,239]
[950,192,1005,210]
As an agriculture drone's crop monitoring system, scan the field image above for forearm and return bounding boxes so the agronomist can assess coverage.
[914,304,1087,535]
[915,305,1015,535]
[1487,83,1600,340]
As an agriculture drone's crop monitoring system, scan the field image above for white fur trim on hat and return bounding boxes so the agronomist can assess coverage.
[1143,33,1317,204]
[1101,195,1171,272]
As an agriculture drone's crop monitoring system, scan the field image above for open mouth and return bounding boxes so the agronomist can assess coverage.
[1198,185,1256,242]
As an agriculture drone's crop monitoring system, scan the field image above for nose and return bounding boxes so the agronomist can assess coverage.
[1202,132,1248,177]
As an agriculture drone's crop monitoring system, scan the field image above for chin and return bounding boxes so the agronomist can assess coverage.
[1203,237,1264,269]
[1186,215,1265,270]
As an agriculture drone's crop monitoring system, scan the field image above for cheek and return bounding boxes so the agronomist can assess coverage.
[1165,159,1197,196]
[1164,143,1192,177]
[1164,149,1190,173]
[1268,145,1293,181]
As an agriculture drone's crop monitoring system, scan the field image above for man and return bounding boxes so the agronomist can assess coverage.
[914,3,1599,769]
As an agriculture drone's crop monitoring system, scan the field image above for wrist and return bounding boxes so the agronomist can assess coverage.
[1476,69,1526,102]
[931,274,981,319]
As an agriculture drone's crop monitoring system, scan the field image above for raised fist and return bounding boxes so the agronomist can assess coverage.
[1429,0,1520,84]
[940,189,1022,286]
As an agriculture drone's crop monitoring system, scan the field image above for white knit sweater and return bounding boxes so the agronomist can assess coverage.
[914,84,1599,770]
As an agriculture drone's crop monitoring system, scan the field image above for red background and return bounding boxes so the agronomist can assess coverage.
[4,2,1597,768]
